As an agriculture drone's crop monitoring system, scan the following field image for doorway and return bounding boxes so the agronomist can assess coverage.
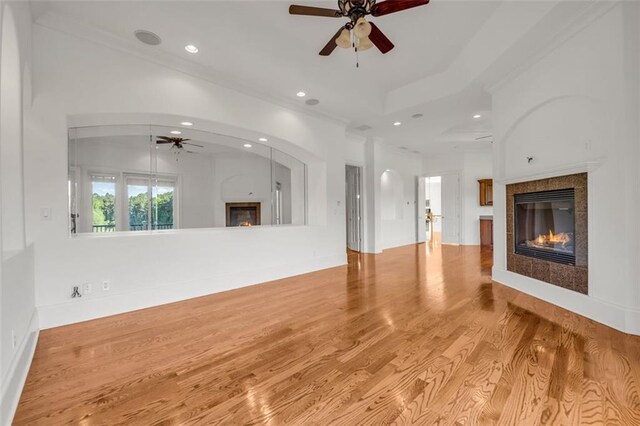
[423,174,460,245]
[345,165,363,252]
[424,176,442,243]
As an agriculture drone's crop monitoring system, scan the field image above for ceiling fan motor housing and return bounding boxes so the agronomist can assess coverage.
[339,0,375,26]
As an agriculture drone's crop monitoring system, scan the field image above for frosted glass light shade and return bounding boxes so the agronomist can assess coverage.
[354,17,372,39]
[336,29,351,49]
[358,37,373,51]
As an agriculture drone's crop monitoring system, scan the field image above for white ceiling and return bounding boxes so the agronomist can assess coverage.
[31,0,597,153]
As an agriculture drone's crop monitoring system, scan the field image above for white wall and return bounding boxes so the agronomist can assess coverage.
[491,2,640,334]
[0,2,38,424]
[423,150,493,245]
[375,144,422,251]
[25,23,349,330]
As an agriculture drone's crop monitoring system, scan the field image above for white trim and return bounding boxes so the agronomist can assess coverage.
[485,1,619,95]
[0,310,39,425]
[493,267,640,336]
[494,160,602,185]
[38,253,346,329]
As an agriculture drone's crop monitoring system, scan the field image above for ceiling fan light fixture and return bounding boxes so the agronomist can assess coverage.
[354,17,372,39]
[358,36,373,51]
[336,29,352,49]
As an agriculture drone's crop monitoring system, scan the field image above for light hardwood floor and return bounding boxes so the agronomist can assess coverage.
[15,243,640,425]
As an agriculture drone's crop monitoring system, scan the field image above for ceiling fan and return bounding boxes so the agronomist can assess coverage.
[289,0,430,56]
[156,136,204,154]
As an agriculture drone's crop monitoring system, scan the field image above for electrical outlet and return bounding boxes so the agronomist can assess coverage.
[84,283,92,295]
[11,330,17,349]
[102,280,110,291]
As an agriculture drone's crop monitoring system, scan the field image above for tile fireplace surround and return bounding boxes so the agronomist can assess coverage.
[506,173,588,294]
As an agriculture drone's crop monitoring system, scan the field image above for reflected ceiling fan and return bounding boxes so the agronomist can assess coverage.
[289,0,430,56]
[156,136,204,154]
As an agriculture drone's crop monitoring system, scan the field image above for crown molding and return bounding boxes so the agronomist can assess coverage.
[33,11,350,128]
[484,0,620,95]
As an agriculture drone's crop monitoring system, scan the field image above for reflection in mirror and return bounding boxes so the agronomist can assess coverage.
[68,125,307,235]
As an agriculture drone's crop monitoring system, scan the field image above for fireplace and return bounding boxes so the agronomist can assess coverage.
[226,202,261,227]
[506,173,587,294]
[515,189,575,265]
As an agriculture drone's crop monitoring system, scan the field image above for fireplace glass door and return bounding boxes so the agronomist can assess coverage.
[514,189,575,265]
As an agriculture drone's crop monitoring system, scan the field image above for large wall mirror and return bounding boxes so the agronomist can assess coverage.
[68,125,307,235]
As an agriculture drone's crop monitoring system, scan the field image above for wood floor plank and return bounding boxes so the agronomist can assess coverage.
[13,244,640,425]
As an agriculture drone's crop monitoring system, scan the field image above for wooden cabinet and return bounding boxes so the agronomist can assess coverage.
[478,179,493,206]
[480,217,493,247]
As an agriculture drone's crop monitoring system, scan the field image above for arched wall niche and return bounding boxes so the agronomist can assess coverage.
[0,4,26,253]
[380,169,404,221]
[499,95,608,178]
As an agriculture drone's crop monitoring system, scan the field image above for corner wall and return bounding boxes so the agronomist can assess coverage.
[491,2,640,334]
[0,2,38,424]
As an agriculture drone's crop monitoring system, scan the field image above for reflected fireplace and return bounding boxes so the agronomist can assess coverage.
[515,189,575,265]
[226,202,261,227]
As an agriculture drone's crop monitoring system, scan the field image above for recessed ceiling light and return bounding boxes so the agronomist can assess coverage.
[305,99,320,106]
[134,30,162,46]
[180,121,193,126]
[185,44,199,54]
[473,114,482,119]
[258,137,268,142]
[170,130,182,135]
[411,113,424,119]
[243,143,252,148]
[296,91,306,97]
[393,121,402,126]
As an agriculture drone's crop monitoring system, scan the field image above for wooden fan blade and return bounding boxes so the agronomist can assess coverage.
[156,140,173,144]
[319,26,345,56]
[183,142,203,148]
[371,0,429,17]
[289,5,342,17]
[369,22,394,54]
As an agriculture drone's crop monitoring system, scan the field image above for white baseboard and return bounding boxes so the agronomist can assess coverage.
[1,310,40,426]
[38,253,347,329]
[493,267,640,335]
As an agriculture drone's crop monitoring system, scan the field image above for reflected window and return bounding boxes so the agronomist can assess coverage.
[126,174,176,231]
[152,179,175,230]
[91,174,116,233]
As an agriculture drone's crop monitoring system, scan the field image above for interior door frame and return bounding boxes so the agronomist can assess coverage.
[345,164,363,252]
[420,171,462,245]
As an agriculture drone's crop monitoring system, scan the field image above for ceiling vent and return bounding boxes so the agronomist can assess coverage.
[134,30,162,46]
[355,124,372,131]
[305,99,320,106]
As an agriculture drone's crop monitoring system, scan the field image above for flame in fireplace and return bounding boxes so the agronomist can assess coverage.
[528,230,571,248]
